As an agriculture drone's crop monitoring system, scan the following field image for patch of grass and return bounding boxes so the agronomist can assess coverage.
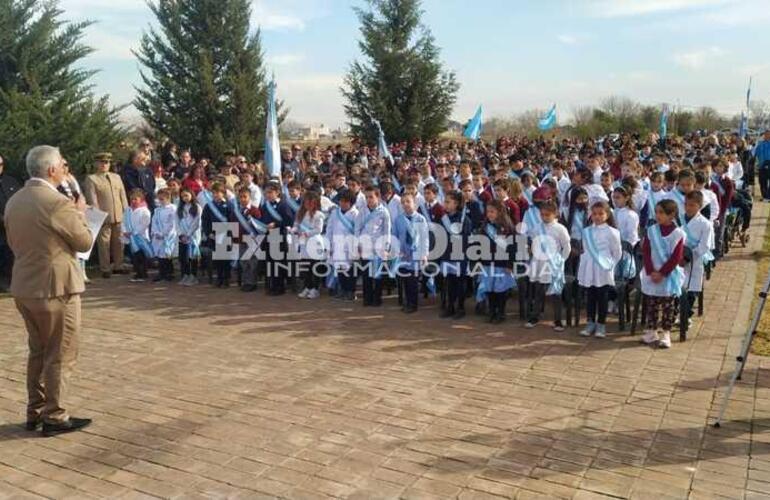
[752,218,770,356]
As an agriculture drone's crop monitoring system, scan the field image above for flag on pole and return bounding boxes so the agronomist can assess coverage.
[747,76,752,110]
[659,104,670,138]
[739,111,748,139]
[538,104,557,131]
[264,79,281,180]
[464,105,483,140]
[373,119,394,165]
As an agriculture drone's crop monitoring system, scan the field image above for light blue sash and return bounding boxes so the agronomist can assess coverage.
[286,196,300,215]
[178,214,200,259]
[572,210,585,239]
[392,175,402,194]
[333,207,355,235]
[671,189,686,223]
[230,199,257,237]
[524,203,542,231]
[123,207,153,257]
[200,191,228,223]
[441,209,466,235]
[357,205,384,236]
[683,221,715,265]
[263,201,284,224]
[398,214,419,253]
[648,225,684,297]
[536,223,565,295]
[583,226,614,271]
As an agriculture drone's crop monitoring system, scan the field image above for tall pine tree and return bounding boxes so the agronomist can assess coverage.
[0,0,125,177]
[135,0,278,160]
[342,0,458,144]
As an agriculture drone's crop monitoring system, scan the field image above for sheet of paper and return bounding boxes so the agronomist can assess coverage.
[77,207,108,261]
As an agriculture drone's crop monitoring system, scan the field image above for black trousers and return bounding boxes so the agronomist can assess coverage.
[131,250,148,279]
[446,275,466,312]
[361,259,383,305]
[214,260,231,284]
[302,259,321,290]
[399,270,419,308]
[179,242,199,276]
[158,258,174,278]
[337,269,356,294]
[0,242,13,288]
[265,258,286,292]
[528,282,563,324]
[759,166,770,200]
[584,285,611,324]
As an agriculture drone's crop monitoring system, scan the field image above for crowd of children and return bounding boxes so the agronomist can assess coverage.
[115,131,758,349]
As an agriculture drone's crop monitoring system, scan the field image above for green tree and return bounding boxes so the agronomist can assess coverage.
[342,0,458,144]
[135,0,280,161]
[0,0,124,177]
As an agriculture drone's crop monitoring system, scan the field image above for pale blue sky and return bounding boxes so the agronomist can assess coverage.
[60,0,770,127]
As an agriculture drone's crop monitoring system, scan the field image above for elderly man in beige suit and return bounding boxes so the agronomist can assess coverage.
[83,152,128,278]
[5,145,94,437]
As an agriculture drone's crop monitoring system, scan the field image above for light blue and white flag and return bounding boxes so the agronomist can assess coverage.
[373,118,394,165]
[747,76,752,109]
[464,105,483,141]
[538,104,557,131]
[659,104,670,138]
[264,79,281,180]
[739,111,748,139]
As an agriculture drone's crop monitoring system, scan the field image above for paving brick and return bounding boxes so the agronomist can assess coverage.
[0,202,768,499]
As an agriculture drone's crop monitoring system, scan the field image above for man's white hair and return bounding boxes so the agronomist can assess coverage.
[26,145,62,179]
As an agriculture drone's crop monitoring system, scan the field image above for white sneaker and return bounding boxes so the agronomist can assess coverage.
[307,289,320,299]
[525,322,536,329]
[641,329,659,345]
[298,288,310,298]
[553,324,565,332]
[594,324,606,338]
[659,331,672,349]
[179,275,190,286]
[579,322,595,337]
[188,276,199,286]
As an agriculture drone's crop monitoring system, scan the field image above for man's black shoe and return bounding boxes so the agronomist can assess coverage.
[42,417,92,437]
[25,419,41,431]
[453,310,466,320]
[101,272,111,279]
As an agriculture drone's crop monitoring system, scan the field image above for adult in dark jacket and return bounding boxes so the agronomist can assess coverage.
[0,154,22,291]
[122,150,156,210]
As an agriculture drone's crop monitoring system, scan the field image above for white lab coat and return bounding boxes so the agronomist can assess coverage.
[683,214,713,293]
[578,224,622,288]
[529,221,571,286]
[151,203,178,258]
[326,206,359,270]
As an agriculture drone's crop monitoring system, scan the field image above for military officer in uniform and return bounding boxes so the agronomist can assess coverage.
[84,153,129,278]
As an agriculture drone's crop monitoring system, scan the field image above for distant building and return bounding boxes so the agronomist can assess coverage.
[298,124,332,141]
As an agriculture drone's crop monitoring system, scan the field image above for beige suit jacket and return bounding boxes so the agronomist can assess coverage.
[5,179,93,299]
[84,172,128,224]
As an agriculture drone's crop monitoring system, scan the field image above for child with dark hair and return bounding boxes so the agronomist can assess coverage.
[578,201,622,338]
[177,187,201,286]
[640,199,686,349]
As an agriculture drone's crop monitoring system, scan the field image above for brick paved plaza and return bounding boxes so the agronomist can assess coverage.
[1,206,769,500]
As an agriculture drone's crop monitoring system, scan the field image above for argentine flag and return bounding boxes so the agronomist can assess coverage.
[464,105,483,141]
[264,79,281,180]
[538,104,557,131]
[373,119,394,165]
[659,104,670,139]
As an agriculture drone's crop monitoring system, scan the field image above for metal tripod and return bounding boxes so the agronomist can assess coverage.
[713,271,770,428]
